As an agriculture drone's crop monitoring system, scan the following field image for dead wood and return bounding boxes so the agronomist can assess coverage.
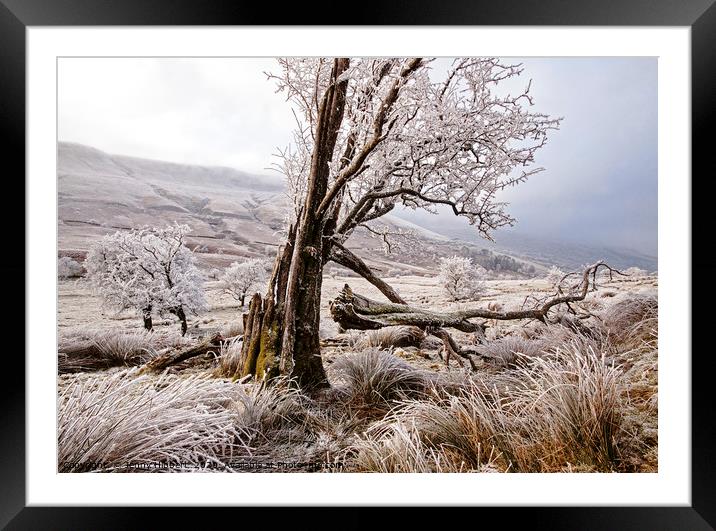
[331,261,620,331]
[427,327,478,370]
[139,332,224,374]
[327,242,406,304]
[329,284,488,333]
[330,261,622,369]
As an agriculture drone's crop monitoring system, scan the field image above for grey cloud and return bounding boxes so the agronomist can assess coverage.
[58,56,657,256]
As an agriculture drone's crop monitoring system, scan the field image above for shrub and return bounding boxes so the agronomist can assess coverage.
[58,256,84,279]
[624,266,648,277]
[545,265,565,287]
[437,256,486,301]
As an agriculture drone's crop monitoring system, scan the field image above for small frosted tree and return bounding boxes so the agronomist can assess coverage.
[546,265,565,287]
[624,266,648,277]
[85,224,207,335]
[58,256,84,279]
[437,256,486,301]
[220,258,269,307]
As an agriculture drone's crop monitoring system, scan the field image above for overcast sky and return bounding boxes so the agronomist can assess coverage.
[58,57,657,256]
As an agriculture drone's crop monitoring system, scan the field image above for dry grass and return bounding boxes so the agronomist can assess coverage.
[349,339,625,472]
[476,335,545,368]
[58,370,342,472]
[219,320,244,339]
[357,326,426,349]
[58,328,193,373]
[58,369,251,472]
[214,336,244,379]
[351,421,490,472]
[601,295,658,471]
[231,379,313,449]
[56,281,658,473]
[511,343,624,470]
[329,349,430,414]
[601,294,658,348]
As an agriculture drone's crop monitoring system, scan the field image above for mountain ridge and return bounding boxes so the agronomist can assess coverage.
[57,142,655,275]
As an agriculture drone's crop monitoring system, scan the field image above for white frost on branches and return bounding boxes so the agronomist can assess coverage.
[58,256,84,279]
[268,57,561,247]
[437,255,487,301]
[220,258,270,306]
[358,224,423,255]
[85,224,207,325]
[545,265,565,287]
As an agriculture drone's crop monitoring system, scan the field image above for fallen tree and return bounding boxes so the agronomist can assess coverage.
[330,261,624,368]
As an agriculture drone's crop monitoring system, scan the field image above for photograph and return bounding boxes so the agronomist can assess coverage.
[56,55,659,474]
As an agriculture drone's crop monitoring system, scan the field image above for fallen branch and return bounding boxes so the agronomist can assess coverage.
[427,326,478,370]
[329,284,488,333]
[331,261,620,330]
[330,261,622,369]
[139,333,224,374]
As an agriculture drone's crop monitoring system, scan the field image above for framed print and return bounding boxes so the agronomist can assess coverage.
[4,0,714,528]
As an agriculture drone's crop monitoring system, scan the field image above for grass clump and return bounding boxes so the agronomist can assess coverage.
[349,340,625,473]
[58,369,251,472]
[329,349,430,414]
[58,328,193,373]
[357,326,426,349]
[214,336,244,379]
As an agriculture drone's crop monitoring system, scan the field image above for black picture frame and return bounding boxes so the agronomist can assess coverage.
[3,1,714,528]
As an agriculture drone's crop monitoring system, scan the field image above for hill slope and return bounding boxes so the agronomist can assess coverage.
[57,143,575,277]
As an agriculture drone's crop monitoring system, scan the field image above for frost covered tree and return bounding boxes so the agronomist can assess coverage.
[85,224,207,335]
[58,256,84,279]
[437,256,486,301]
[221,258,269,307]
[546,265,565,287]
[236,57,560,388]
[624,266,648,277]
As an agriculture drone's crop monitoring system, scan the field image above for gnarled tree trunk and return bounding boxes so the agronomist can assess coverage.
[233,58,351,390]
[330,262,620,333]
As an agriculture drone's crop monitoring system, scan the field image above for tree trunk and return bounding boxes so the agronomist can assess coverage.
[240,294,246,307]
[172,306,188,336]
[232,221,328,387]
[329,284,484,333]
[142,306,153,331]
[231,58,351,390]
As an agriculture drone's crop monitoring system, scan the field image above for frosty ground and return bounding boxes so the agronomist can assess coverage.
[58,272,658,473]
